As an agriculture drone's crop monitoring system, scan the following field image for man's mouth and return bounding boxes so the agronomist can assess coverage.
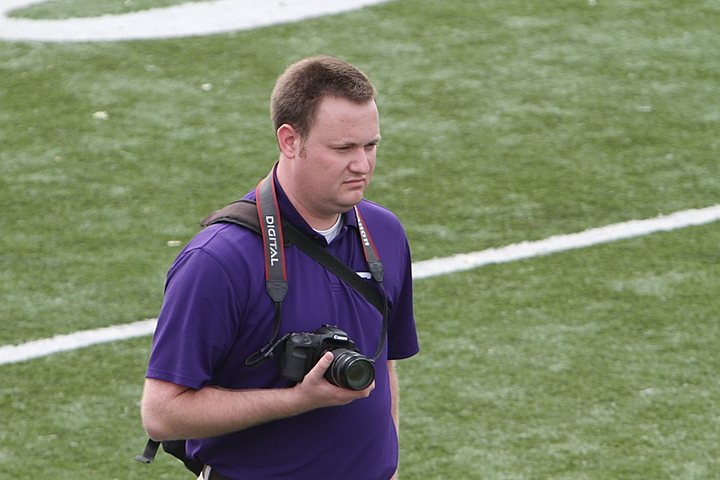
[344,178,366,186]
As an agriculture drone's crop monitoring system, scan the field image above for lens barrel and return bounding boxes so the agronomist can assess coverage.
[326,348,375,390]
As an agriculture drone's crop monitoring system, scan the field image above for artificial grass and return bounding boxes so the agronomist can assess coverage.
[2,223,718,478]
[402,222,720,479]
[2,1,719,478]
[2,0,719,343]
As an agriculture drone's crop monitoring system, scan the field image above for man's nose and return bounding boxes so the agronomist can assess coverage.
[349,147,373,173]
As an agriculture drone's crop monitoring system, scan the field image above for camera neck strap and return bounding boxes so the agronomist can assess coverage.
[203,168,388,365]
[255,168,384,286]
[256,167,289,304]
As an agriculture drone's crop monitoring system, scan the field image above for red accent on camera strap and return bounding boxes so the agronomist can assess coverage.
[247,165,388,365]
[256,171,288,302]
[354,206,384,283]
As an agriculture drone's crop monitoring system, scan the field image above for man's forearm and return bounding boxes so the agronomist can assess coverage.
[142,352,373,441]
[388,360,400,480]
[142,380,310,440]
[388,360,399,434]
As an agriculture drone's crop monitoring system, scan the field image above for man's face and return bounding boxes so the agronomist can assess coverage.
[291,96,380,222]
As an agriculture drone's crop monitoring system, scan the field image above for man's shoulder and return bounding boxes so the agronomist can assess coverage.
[356,199,404,230]
[180,222,262,263]
[355,200,409,261]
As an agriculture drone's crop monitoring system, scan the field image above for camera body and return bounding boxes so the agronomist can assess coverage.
[278,324,375,390]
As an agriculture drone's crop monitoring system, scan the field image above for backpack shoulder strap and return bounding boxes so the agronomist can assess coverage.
[200,199,261,233]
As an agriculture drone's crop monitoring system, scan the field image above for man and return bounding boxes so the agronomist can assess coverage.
[141,56,419,480]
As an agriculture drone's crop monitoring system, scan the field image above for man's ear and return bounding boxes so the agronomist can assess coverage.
[276,124,300,159]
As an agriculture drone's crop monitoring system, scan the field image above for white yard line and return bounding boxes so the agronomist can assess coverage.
[3,204,720,366]
[0,319,157,365]
[0,0,391,42]
[411,204,720,279]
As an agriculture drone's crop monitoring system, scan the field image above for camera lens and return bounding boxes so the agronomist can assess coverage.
[326,348,375,390]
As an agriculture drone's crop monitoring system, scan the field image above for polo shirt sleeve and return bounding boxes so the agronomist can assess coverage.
[146,245,243,390]
[387,237,420,360]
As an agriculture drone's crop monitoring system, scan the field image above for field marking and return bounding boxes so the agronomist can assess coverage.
[2,204,720,365]
[0,319,158,365]
[0,0,390,42]
[411,204,720,279]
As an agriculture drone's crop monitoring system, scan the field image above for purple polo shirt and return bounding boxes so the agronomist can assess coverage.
[146,171,419,480]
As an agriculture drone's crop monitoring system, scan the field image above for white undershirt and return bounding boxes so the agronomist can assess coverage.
[313,215,343,244]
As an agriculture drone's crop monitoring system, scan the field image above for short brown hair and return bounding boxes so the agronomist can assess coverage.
[270,56,376,138]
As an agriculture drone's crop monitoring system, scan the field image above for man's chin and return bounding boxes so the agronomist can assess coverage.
[347,193,366,208]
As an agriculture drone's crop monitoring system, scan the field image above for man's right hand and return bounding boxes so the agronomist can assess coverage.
[293,351,374,408]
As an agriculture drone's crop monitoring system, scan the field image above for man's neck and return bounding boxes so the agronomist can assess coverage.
[275,166,340,230]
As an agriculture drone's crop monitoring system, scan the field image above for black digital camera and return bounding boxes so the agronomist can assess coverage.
[278,325,375,390]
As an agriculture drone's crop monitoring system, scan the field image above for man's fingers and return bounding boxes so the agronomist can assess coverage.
[308,351,334,378]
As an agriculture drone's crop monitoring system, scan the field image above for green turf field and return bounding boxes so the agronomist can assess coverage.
[2,0,719,478]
